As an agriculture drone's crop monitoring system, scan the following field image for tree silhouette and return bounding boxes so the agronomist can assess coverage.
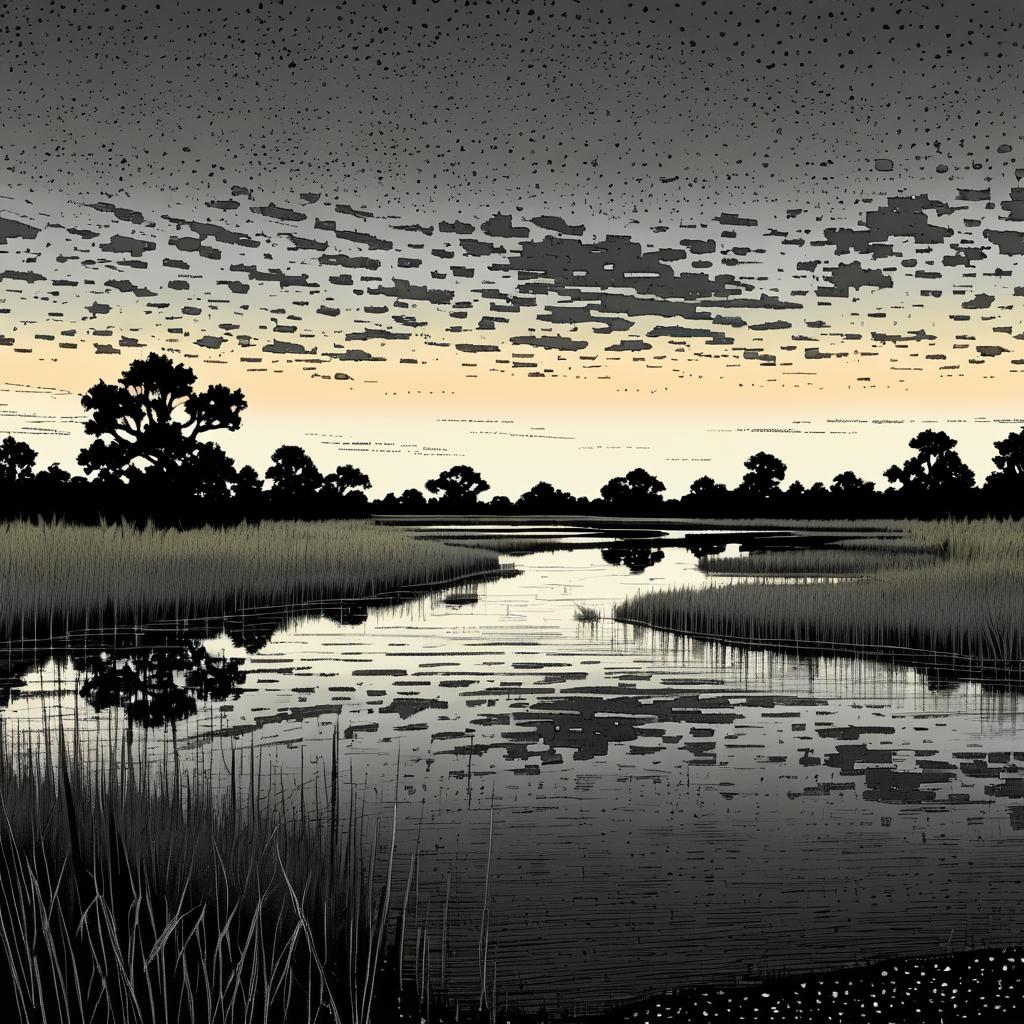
[173,444,241,504]
[884,430,975,497]
[983,428,1024,512]
[324,464,371,496]
[266,445,324,512]
[233,464,264,509]
[988,428,1024,484]
[738,451,787,501]
[398,487,428,511]
[425,464,489,507]
[0,436,36,484]
[689,475,728,500]
[322,463,371,516]
[35,462,70,487]
[12,353,1019,524]
[831,470,876,498]
[993,429,1024,477]
[600,468,665,510]
[686,474,730,513]
[517,480,576,512]
[78,353,245,482]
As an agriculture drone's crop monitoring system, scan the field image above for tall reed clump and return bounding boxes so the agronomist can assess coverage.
[616,520,1024,664]
[0,520,501,636]
[697,545,942,577]
[0,724,449,1024]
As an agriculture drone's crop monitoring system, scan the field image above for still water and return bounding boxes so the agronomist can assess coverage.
[4,527,1024,1010]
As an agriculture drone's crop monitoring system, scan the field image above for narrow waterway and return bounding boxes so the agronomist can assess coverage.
[5,525,1024,1011]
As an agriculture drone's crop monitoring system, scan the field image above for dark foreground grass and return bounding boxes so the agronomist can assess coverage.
[617,520,1024,665]
[0,725,493,1024]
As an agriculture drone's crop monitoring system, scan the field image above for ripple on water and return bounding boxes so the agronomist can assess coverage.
[4,534,1024,1009]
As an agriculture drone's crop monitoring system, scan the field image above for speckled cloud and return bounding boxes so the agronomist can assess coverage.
[2,0,1024,491]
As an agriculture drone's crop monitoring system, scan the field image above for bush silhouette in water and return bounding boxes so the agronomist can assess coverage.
[601,546,666,573]
[684,537,727,559]
[77,640,246,727]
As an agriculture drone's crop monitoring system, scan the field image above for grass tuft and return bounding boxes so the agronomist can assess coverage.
[617,519,1024,664]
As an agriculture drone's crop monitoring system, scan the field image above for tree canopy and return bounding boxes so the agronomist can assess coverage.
[600,468,665,508]
[0,356,1020,524]
[738,451,787,501]
[884,429,975,495]
[425,465,490,507]
[78,353,246,484]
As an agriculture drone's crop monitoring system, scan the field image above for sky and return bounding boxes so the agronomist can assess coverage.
[3,0,1024,498]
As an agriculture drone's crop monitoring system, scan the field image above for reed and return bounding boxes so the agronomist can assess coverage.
[0,722,456,1024]
[0,520,500,635]
[617,519,1024,664]
[698,546,940,576]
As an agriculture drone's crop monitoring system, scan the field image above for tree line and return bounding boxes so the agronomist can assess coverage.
[1,353,1022,524]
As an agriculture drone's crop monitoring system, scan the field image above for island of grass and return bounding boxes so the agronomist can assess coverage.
[615,519,1024,667]
[0,519,503,633]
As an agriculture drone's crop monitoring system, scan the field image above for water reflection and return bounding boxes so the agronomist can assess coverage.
[76,640,246,727]
[601,545,666,573]
[1,531,1024,1009]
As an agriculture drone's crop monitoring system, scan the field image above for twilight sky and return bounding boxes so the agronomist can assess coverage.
[3,0,1024,498]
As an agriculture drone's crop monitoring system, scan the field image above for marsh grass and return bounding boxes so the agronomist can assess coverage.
[0,520,500,636]
[698,546,942,576]
[617,520,1024,664]
[574,605,601,623]
[0,722,467,1024]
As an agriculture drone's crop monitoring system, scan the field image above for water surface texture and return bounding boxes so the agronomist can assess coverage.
[5,528,1024,1010]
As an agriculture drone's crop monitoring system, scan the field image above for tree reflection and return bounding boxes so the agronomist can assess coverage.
[76,639,246,727]
[683,538,727,559]
[600,546,666,573]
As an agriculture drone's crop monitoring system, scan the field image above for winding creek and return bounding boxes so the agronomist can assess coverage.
[4,523,1024,1011]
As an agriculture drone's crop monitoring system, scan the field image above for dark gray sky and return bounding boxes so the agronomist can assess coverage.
[3,0,1024,496]
[3,0,1022,215]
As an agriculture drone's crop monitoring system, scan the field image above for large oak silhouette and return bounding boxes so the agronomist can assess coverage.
[78,354,246,483]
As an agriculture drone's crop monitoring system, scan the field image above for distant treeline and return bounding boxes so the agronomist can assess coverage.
[2,353,1022,525]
